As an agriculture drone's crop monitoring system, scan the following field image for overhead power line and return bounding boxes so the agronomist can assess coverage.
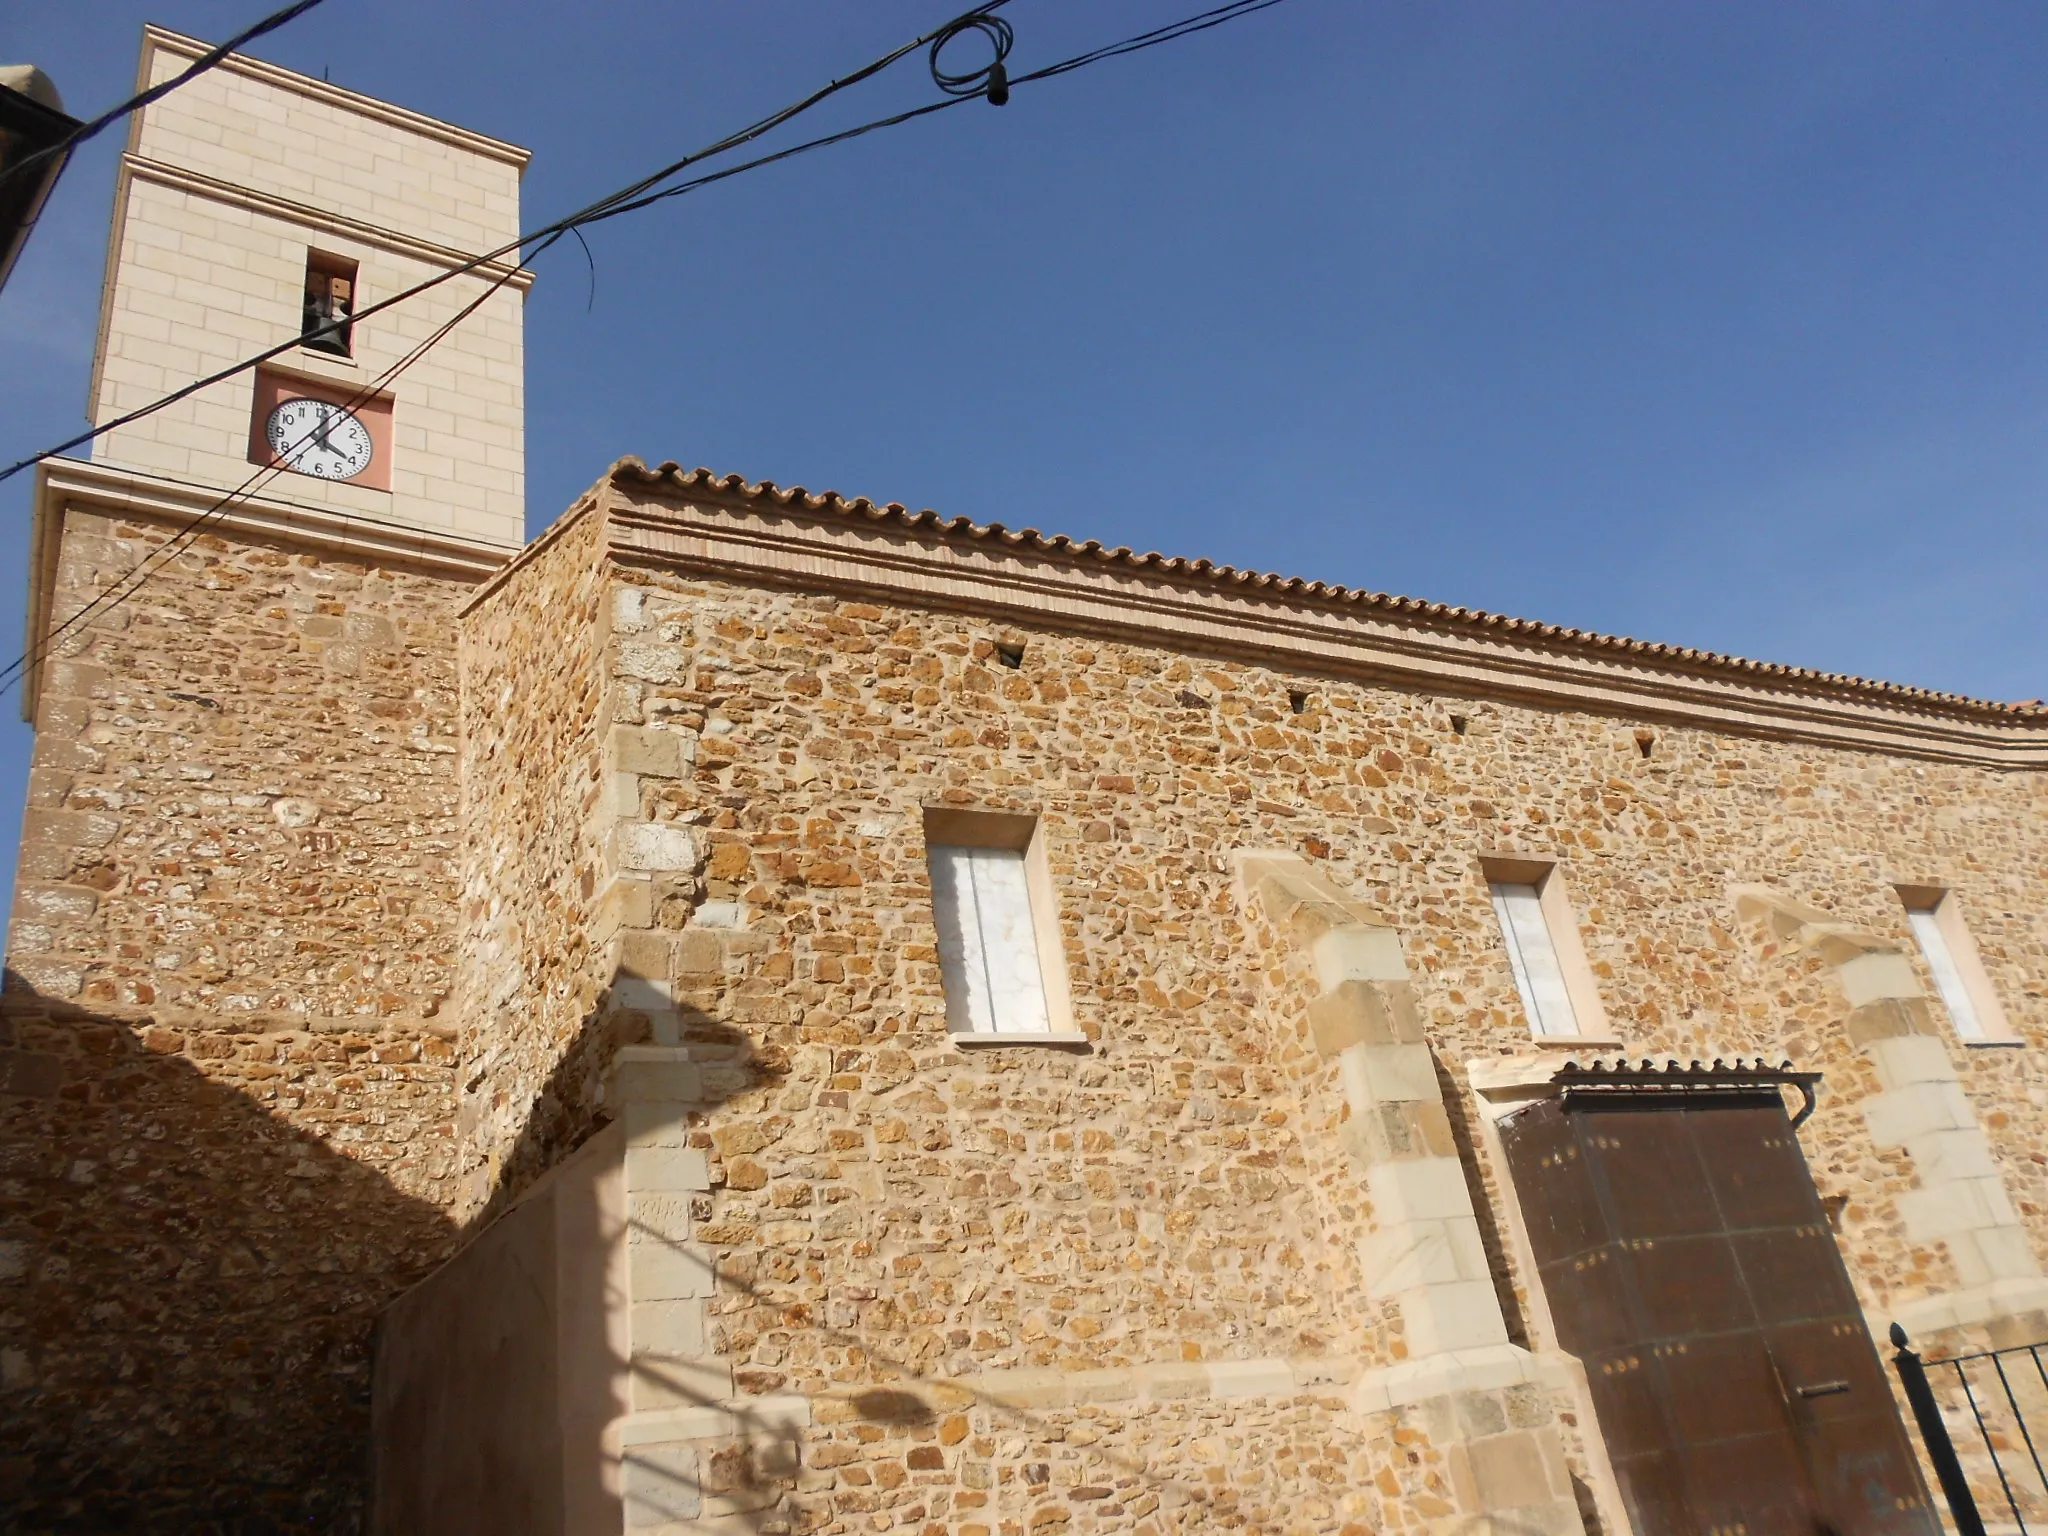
[0,0,1290,491]
[0,0,330,195]
[0,0,1011,488]
[1,0,1297,701]
[571,0,1293,234]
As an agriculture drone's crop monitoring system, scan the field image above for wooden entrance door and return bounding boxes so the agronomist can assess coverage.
[1500,1090,1937,1536]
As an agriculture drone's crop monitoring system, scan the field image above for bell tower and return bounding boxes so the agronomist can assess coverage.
[4,29,531,1523]
[26,25,531,717]
[83,25,528,535]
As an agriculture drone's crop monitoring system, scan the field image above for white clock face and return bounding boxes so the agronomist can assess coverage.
[266,397,374,481]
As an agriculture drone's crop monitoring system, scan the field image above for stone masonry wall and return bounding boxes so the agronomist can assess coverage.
[14,476,2048,1532]
[1,509,472,1529]
[454,499,618,1219]
[519,493,2048,1534]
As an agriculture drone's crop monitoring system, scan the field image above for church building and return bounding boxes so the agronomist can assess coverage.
[7,27,2048,1536]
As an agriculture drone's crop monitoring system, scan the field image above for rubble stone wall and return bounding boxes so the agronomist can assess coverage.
[1,508,471,1526]
[14,479,2048,1532]
[550,496,2048,1532]
[453,498,616,1219]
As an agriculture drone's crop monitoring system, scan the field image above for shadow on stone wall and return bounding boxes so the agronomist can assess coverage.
[9,960,1405,1536]
[370,986,781,1535]
[0,953,762,1533]
[460,982,781,1236]
[0,968,463,1534]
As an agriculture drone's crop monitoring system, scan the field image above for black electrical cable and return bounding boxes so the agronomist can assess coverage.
[0,1,1014,489]
[584,0,1295,231]
[930,12,1014,104]
[1020,0,1290,85]
[1,0,1299,698]
[0,0,330,193]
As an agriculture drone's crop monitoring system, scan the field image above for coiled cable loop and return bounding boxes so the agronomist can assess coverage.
[930,12,1014,104]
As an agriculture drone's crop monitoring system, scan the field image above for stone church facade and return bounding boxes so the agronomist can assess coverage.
[7,28,2048,1536]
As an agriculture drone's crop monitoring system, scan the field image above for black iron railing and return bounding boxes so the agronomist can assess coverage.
[1892,1323,2048,1534]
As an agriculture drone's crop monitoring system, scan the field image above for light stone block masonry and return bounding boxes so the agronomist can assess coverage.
[79,26,530,556]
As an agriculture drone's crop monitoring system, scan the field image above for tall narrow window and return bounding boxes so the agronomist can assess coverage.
[929,845,1050,1035]
[301,250,357,357]
[1490,882,1578,1037]
[923,809,1078,1041]
[1907,906,1980,1037]
[1481,857,1610,1041]
[1898,886,2013,1044]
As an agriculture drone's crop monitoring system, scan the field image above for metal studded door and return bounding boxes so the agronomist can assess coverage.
[1501,1074,1937,1536]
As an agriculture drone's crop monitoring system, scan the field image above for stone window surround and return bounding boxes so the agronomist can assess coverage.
[1895,882,2021,1047]
[1476,852,1619,1047]
[920,807,1089,1049]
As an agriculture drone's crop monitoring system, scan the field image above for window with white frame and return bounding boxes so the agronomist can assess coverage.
[1898,886,2012,1043]
[1907,906,1980,1037]
[924,810,1074,1040]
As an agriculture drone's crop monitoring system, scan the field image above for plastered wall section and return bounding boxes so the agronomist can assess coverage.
[0,509,473,1526]
[372,1123,629,1536]
[91,169,526,546]
[132,29,525,254]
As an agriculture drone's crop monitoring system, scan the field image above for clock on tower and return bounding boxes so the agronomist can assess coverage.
[247,366,394,490]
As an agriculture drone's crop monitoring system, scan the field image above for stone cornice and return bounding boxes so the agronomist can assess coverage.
[137,25,531,171]
[23,456,516,722]
[596,472,2048,769]
[121,156,537,291]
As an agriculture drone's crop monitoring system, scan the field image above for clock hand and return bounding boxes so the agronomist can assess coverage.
[312,406,333,456]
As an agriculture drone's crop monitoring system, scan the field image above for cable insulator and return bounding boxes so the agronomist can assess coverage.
[930,12,1014,105]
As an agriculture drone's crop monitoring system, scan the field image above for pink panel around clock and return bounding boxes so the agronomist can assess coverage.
[247,365,394,492]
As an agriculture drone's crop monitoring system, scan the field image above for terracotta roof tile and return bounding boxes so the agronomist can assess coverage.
[610,458,2046,727]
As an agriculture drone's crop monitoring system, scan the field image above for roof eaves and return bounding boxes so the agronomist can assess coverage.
[606,457,2047,727]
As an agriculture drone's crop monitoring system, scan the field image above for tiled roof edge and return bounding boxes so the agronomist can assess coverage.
[607,457,2046,727]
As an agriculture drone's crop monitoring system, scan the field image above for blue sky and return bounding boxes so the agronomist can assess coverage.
[4,0,2046,928]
